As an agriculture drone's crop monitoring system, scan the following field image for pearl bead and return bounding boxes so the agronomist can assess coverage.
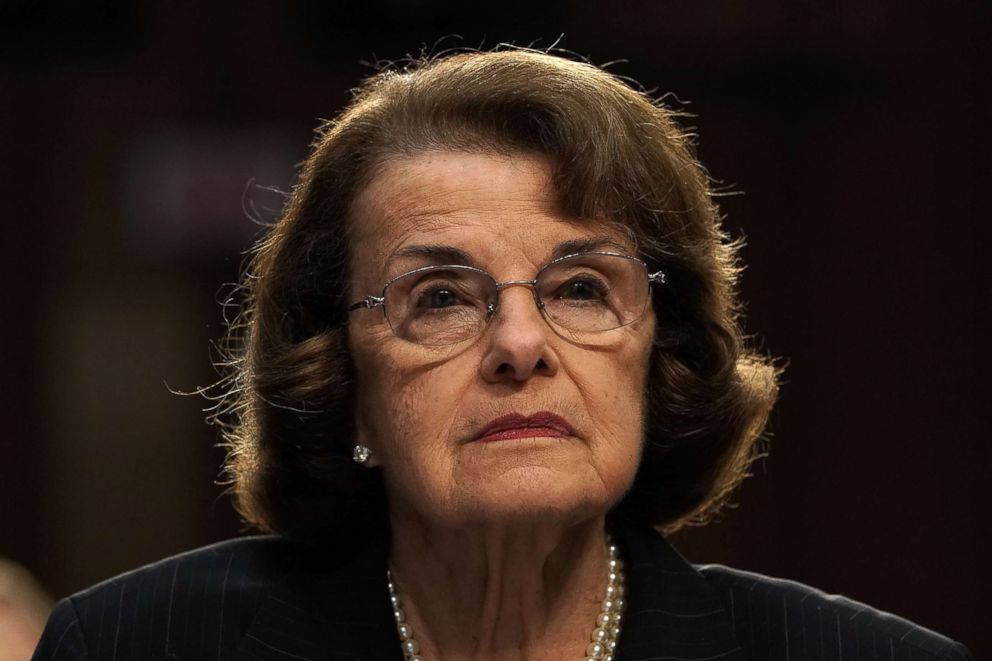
[393,607,405,622]
[608,558,622,571]
[587,641,606,658]
[605,585,618,599]
[397,623,412,641]
[591,626,608,643]
[402,638,419,655]
[597,612,612,627]
[602,598,615,612]
[606,639,617,651]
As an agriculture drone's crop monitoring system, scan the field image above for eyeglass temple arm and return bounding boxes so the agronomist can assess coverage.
[348,295,385,312]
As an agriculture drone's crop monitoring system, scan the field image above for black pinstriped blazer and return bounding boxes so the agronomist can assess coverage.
[32,518,973,661]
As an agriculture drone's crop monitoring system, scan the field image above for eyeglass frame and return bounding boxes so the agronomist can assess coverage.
[347,250,667,343]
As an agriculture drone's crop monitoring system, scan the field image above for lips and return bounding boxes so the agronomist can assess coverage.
[474,412,575,443]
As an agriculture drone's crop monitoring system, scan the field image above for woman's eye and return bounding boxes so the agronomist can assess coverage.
[559,277,607,301]
[417,286,462,309]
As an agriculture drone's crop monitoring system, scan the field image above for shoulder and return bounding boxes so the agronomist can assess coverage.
[32,536,303,660]
[695,564,973,661]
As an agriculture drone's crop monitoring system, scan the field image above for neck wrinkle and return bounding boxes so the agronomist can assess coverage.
[387,513,610,660]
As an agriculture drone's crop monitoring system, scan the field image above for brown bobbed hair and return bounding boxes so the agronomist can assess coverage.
[216,48,781,540]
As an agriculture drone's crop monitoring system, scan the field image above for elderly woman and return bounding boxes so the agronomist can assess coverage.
[33,50,970,661]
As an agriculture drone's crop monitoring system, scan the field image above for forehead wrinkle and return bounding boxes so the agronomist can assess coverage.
[356,195,552,277]
[365,207,485,271]
[363,155,557,223]
[353,150,557,232]
[350,174,463,280]
[348,151,635,289]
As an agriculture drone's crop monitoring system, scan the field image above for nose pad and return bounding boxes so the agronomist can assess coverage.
[486,281,547,330]
[490,279,543,312]
[480,285,558,383]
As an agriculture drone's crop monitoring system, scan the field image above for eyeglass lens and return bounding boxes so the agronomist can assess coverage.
[383,253,650,346]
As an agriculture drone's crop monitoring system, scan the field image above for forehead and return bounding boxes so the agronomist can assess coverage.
[349,151,631,278]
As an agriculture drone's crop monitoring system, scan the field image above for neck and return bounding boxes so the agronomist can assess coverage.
[387,510,611,661]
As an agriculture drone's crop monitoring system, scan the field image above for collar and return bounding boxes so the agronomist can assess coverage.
[235,519,744,660]
[614,516,746,661]
[235,524,400,660]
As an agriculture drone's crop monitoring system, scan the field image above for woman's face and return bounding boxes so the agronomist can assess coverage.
[347,151,655,528]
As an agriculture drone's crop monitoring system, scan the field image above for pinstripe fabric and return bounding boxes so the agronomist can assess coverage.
[616,515,745,661]
[32,536,304,660]
[32,521,973,660]
[696,565,974,661]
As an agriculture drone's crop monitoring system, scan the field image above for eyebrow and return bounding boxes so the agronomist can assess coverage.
[550,236,632,260]
[389,245,476,268]
[387,235,632,272]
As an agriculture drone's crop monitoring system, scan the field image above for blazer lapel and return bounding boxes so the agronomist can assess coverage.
[235,529,402,661]
[615,519,746,661]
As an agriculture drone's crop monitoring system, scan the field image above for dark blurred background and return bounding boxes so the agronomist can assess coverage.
[1,0,987,656]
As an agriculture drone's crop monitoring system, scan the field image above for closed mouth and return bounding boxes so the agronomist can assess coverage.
[474,412,575,443]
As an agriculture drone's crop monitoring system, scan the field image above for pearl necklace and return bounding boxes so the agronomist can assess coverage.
[387,540,626,661]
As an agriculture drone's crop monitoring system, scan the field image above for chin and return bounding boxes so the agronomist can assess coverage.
[450,468,620,528]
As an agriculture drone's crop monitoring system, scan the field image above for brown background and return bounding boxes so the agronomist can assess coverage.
[1,1,987,656]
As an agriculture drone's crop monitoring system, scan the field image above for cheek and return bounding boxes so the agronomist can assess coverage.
[356,372,420,453]
[354,348,471,459]
[578,345,651,422]
[600,355,651,489]
[566,336,653,476]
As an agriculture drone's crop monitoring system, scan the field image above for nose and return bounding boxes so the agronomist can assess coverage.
[479,284,559,383]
